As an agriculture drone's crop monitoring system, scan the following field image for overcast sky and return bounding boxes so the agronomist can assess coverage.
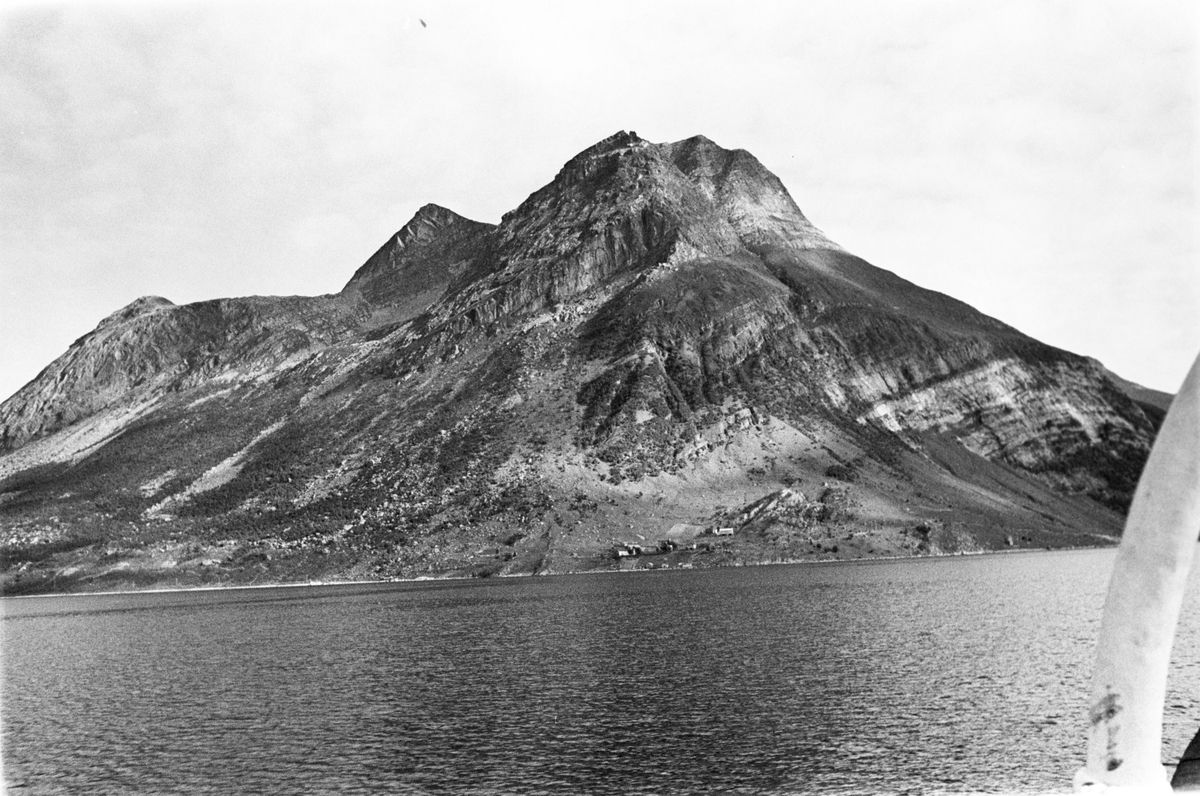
[1,0,1196,402]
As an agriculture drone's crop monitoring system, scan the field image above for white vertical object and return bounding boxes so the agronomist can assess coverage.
[1074,352,1200,793]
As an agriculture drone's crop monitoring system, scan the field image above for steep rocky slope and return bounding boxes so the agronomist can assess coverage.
[0,294,363,452]
[0,132,1160,594]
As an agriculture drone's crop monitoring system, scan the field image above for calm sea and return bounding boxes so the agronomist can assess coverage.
[5,548,1200,795]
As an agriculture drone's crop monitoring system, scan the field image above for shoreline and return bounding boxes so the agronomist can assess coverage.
[0,542,1120,601]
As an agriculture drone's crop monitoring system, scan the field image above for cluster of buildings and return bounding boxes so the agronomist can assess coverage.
[611,524,735,558]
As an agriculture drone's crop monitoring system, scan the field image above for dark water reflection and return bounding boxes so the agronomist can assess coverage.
[6,549,1200,794]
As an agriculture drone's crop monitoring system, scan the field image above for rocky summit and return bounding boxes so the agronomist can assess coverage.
[0,132,1169,594]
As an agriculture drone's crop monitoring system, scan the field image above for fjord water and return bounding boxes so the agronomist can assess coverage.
[6,549,1200,795]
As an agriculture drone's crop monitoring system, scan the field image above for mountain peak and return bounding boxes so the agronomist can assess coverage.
[538,130,653,189]
[340,203,494,323]
[344,203,482,294]
[584,130,648,154]
[119,295,175,314]
[658,136,841,252]
[669,133,721,152]
[393,204,469,249]
[0,129,1163,591]
[100,295,176,329]
[496,132,839,273]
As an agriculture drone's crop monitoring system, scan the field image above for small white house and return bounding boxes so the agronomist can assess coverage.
[714,527,735,536]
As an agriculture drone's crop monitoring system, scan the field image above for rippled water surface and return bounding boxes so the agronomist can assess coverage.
[7,549,1200,794]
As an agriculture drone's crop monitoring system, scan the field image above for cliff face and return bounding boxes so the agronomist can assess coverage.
[0,131,1160,593]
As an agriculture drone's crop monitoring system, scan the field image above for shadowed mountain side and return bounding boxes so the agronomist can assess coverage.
[340,203,496,332]
[0,131,1164,593]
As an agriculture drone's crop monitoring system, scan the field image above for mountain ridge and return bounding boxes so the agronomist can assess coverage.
[0,131,1160,594]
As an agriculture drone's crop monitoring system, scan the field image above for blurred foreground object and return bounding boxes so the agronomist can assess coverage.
[1075,351,1200,793]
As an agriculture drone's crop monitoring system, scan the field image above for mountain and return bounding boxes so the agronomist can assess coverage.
[0,132,1160,594]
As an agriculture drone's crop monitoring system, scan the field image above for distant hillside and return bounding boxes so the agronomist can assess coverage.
[1101,366,1173,429]
[0,132,1159,594]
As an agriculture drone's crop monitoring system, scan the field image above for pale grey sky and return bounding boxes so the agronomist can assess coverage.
[1,0,1196,401]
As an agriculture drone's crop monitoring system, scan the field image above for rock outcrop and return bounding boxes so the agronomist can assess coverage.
[0,293,361,452]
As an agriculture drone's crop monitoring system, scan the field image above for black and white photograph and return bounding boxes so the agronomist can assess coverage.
[2,1,1198,793]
